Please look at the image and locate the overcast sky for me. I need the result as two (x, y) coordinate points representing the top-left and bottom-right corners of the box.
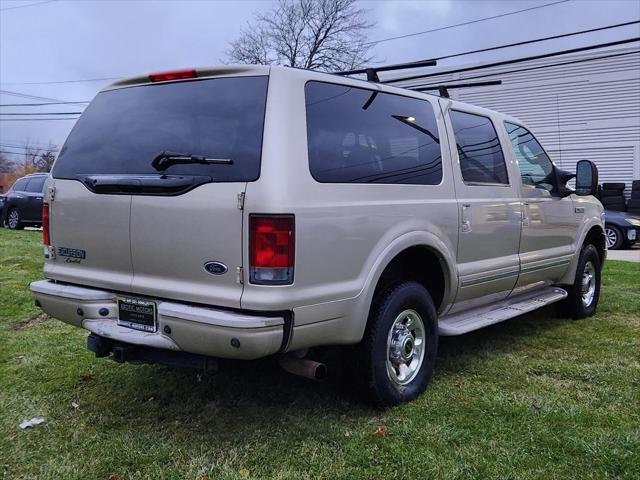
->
(1, 0), (639, 155)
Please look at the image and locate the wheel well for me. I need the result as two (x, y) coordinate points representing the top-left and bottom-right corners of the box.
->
(584, 226), (606, 262)
(374, 246), (446, 312)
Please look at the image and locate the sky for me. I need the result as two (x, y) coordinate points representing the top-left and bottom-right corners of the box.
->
(1, 0), (639, 157)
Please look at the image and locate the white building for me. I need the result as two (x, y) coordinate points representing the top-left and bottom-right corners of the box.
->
(396, 45), (640, 196)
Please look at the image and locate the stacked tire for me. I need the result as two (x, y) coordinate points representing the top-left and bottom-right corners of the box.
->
(629, 180), (640, 215)
(600, 183), (627, 212)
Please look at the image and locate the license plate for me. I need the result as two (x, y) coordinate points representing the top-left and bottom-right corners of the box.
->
(117, 297), (157, 332)
(628, 229), (637, 241)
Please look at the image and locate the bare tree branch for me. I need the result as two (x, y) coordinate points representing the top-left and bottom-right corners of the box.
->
(226, 0), (374, 71)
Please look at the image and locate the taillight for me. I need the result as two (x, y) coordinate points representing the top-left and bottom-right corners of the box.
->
(42, 203), (50, 246)
(249, 215), (295, 285)
(148, 69), (197, 83)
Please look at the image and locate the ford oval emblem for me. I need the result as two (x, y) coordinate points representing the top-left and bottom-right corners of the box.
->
(204, 261), (228, 275)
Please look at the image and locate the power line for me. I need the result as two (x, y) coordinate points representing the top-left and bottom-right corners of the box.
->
(366, 0), (571, 45)
(0, 101), (89, 106)
(0, 0), (56, 11)
(0, 141), (59, 149)
(388, 36), (640, 84)
(0, 117), (79, 121)
(411, 50), (639, 89)
(0, 143), (60, 153)
(432, 20), (640, 63)
(0, 89), (85, 104)
(0, 150), (53, 157)
(0, 111), (83, 115)
(0, 76), (120, 86)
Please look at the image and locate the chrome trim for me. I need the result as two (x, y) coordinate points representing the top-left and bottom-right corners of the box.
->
(520, 259), (571, 274)
(30, 279), (115, 301)
(460, 269), (519, 287)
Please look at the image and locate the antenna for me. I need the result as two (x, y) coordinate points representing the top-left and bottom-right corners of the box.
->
(410, 80), (503, 98)
(335, 59), (437, 82)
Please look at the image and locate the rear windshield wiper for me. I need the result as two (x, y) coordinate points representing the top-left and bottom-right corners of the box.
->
(152, 151), (233, 171)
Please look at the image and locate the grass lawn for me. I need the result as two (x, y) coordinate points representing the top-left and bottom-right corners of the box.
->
(0, 228), (638, 480)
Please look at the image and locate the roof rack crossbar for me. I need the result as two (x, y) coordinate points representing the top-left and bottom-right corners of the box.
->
(411, 80), (503, 98)
(335, 59), (437, 82)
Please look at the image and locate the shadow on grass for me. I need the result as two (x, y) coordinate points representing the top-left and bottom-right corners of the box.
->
(68, 304), (572, 440)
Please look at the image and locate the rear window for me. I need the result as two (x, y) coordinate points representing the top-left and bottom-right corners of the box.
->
(11, 178), (28, 191)
(25, 176), (46, 192)
(53, 76), (268, 181)
(305, 82), (442, 185)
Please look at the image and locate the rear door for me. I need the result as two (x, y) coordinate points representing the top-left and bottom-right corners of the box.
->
(442, 103), (523, 313)
(24, 175), (45, 222)
(49, 74), (269, 308)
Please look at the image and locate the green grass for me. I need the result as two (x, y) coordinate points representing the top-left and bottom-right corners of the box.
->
(0, 228), (638, 480)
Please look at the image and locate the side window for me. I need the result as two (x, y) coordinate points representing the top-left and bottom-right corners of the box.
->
(25, 176), (46, 193)
(505, 122), (555, 192)
(305, 82), (442, 185)
(11, 178), (28, 192)
(450, 110), (509, 185)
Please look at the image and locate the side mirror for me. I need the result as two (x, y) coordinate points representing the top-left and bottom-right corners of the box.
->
(575, 160), (599, 196)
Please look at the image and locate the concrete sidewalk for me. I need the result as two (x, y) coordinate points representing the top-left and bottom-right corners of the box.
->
(607, 246), (640, 262)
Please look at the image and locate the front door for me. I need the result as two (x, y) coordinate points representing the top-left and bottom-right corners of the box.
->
(441, 102), (522, 313)
(503, 122), (577, 290)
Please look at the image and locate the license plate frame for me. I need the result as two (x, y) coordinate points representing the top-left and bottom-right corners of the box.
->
(117, 297), (157, 332)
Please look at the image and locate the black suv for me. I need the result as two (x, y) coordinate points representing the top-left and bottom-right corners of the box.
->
(1, 173), (48, 229)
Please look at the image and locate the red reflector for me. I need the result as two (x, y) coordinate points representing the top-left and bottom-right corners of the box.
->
(42, 203), (50, 246)
(148, 69), (197, 83)
(249, 215), (295, 285)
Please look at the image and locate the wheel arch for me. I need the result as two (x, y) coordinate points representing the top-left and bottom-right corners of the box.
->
(349, 231), (457, 343)
(558, 221), (606, 285)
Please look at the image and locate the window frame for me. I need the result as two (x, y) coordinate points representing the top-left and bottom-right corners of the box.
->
(304, 80), (444, 186)
(450, 108), (511, 188)
(503, 121), (559, 194)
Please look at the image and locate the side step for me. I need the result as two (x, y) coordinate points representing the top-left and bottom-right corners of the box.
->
(438, 286), (568, 336)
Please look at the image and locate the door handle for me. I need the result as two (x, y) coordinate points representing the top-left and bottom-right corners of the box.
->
(461, 204), (472, 233)
(522, 202), (530, 227)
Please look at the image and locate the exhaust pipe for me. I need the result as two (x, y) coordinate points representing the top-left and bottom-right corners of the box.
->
(279, 355), (327, 381)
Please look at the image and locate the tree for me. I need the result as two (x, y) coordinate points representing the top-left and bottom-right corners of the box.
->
(35, 150), (56, 172)
(227, 0), (374, 72)
(0, 154), (16, 175)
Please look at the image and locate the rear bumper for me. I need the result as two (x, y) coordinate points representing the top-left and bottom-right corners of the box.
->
(30, 279), (285, 360)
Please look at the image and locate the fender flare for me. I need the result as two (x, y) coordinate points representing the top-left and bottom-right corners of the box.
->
(558, 218), (605, 285)
(349, 230), (457, 341)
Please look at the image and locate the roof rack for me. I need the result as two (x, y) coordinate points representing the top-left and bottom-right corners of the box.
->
(334, 60), (502, 97)
(409, 80), (503, 98)
(334, 59), (437, 82)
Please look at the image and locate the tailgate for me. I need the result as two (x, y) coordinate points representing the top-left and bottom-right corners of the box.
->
(45, 179), (133, 292)
(130, 183), (245, 306)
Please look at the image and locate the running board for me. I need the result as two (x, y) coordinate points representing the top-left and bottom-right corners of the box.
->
(438, 287), (568, 336)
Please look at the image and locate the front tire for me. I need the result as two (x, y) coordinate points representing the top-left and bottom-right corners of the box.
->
(605, 225), (623, 250)
(346, 281), (438, 406)
(7, 208), (24, 230)
(559, 244), (601, 319)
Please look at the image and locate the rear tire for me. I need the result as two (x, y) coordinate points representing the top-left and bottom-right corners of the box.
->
(345, 281), (438, 406)
(559, 244), (601, 319)
(7, 208), (24, 230)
